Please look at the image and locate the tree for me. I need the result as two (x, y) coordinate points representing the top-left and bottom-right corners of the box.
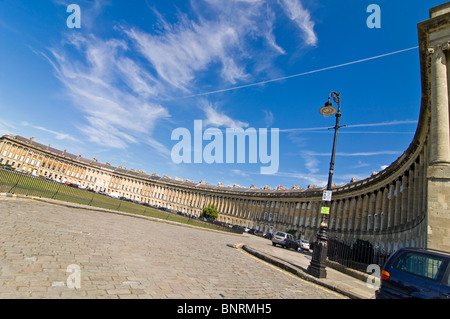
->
(202, 204), (218, 220)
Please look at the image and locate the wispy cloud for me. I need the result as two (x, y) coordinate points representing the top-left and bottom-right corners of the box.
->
(39, 0), (318, 157)
(231, 169), (249, 177)
(0, 119), (17, 136)
(124, 21), (246, 91)
(40, 34), (170, 151)
(279, 0), (318, 46)
(301, 150), (320, 174)
(297, 149), (401, 187)
(126, 0), (317, 93)
(201, 101), (249, 129)
(21, 122), (82, 143)
(263, 110), (274, 127)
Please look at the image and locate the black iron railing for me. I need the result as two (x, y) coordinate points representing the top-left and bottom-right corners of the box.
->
(0, 167), (237, 233)
(327, 237), (392, 272)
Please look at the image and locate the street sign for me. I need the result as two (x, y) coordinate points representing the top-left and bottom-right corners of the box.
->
(322, 190), (332, 201)
(321, 207), (330, 215)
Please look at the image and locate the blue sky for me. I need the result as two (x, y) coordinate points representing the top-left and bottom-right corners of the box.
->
(0, 0), (442, 189)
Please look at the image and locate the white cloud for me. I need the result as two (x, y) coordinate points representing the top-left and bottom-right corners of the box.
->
(353, 160), (370, 169)
(0, 119), (17, 136)
(263, 110), (274, 127)
(201, 101), (249, 129)
(125, 20), (245, 91)
(40, 0), (318, 157)
(22, 122), (82, 144)
(42, 34), (170, 152)
(125, 0), (317, 92)
(301, 150), (320, 174)
(279, 0), (318, 46)
(231, 169), (249, 177)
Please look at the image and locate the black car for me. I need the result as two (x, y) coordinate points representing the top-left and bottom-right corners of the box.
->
(376, 247), (450, 299)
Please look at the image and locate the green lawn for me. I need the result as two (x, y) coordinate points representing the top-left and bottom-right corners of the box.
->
(0, 169), (234, 233)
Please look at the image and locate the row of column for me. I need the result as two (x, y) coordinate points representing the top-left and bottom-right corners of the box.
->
(213, 151), (427, 237)
(0, 140), (86, 181)
(0, 135), (431, 238)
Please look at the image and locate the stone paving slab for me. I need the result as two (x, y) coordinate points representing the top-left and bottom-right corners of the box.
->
(0, 197), (349, 299)
(238, 243), (376, 299)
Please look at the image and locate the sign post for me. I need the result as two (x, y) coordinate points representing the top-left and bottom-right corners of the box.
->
(322, 190), (332, 202)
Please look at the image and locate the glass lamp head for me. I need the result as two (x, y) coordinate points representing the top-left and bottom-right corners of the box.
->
(319, 100), (337, 118)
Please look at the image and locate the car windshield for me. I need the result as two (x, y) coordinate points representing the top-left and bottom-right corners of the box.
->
(274, 232), (285, 237)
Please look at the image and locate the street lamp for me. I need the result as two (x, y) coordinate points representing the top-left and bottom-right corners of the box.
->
(307, 91), (345, 279)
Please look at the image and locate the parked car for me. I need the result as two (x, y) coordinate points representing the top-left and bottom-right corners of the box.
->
(66, 182), (78, 188)
(263, 232), (273, 240)
(298, 240), (310, 251)
(376, 247), (450, 299)
(271, 231), (298, 250)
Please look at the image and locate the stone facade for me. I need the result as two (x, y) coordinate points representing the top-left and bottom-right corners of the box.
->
(0, 3), (449, 253)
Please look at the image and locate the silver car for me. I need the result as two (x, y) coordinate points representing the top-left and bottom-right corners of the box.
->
(271, 231), (298, 250)
(298, 239), (310, 251)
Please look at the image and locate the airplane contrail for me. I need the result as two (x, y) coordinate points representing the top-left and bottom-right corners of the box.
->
(185, 46), (419, 98)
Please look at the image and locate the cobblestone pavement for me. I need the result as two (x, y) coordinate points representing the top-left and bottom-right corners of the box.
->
(0, 197), (346, 299)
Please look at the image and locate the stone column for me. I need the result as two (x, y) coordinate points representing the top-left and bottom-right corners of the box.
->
(375, 190), (382, 230)
(401, 173), (409, 225)
(426, 20), (450, 251)
(347, 198), (355, 231)
(342, 199), (349, 231)
(354, 196), (363, 232)
(381, 187), (388, 231)
(429, 44), (450, 165)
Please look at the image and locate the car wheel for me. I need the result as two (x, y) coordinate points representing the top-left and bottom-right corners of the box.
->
(272, 242), (276, 246)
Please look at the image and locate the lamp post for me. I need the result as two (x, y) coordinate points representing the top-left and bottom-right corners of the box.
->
(307, 91), (345, 279)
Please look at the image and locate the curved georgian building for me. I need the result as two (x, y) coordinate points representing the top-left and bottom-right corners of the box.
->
(1, 3), (449, 253)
